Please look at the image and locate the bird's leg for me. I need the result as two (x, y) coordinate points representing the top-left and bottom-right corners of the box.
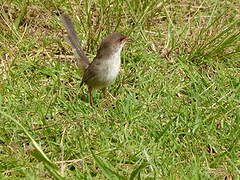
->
(102, 88), (116, 100)
(88, 87), (94, 106)
(102, 87), (108, 97)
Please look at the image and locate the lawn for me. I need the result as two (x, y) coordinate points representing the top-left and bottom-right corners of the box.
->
(0, 0), (239, 179)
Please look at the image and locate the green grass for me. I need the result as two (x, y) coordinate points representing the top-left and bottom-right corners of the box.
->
(0, 0), (240, 179)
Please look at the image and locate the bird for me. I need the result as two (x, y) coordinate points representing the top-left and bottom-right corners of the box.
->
(60, 13), (132, 105)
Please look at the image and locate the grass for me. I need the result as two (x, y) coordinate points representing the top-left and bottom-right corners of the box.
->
(0, 0), (240, 179)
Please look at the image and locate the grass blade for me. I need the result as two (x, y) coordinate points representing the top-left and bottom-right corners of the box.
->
(129, 162), (148, 180)
(91, 150), (126, 180)
(0, 110), (64, 179)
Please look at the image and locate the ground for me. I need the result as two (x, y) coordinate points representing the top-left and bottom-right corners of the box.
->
(0, 0), (239, 179)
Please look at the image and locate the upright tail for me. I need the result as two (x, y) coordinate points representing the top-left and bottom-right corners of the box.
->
(60, 13), (89, 70)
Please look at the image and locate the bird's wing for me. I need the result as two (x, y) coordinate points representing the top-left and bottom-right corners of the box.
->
(80, 64), (97, 87)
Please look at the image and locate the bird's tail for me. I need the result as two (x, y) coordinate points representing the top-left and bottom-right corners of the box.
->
(60, 13), (89, 70)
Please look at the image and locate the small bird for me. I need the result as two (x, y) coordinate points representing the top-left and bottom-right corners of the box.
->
(60, 13), (132, 105)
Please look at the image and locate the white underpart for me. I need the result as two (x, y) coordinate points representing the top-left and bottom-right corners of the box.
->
(97, 46), (123, 87)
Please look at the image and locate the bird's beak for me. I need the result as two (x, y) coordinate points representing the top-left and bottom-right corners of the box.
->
(124, 37), (133, 42)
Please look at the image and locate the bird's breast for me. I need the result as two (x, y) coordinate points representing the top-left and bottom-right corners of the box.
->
(95, 54), (121, 87)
